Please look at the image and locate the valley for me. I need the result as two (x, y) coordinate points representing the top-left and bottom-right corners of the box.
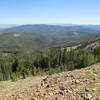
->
(0, 24), (100, 100)
(0, 0), (100, 100)
(0, 24), (100, 49)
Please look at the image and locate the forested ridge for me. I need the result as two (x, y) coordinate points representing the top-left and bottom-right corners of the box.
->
(0, 45), (100, 81)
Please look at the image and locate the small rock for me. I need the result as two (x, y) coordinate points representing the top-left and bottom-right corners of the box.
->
(75, 79), (80, 84)
(49, 92), (53, 96)
(66, 89), (72, 93)
(59, 86), (65, 91)
(92, 88), (96, 92)
(32, 97), (39, 100)
(46, 85), (50, 88)
(59, 91), (64, 95)
(93, 77), (97, 80)
(51, 84), (55, 87)
(85, 88), (90, 92)
(55, 97), (58, 100)
(90, 72), (93, 74)
(82, 93), (92, 100)
(87, 94), (92, 99)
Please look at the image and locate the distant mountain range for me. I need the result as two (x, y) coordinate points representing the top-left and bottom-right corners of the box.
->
(83, 25), (100, 31)
(0, 24), (100, 49)
(1, 24), (100, 35)
(0, 24), (18, 32)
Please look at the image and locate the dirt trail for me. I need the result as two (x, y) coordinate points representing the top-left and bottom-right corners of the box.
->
(0, 64), (100, 100)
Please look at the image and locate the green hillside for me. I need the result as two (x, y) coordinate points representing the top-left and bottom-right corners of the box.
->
(0, 32), (49, 49)
(0, 32), (98, 50)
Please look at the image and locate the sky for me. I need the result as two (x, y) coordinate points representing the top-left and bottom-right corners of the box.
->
(0, 0), (100, 25)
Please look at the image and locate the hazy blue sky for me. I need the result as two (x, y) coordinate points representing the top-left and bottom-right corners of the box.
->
(0, 0), (100, 24)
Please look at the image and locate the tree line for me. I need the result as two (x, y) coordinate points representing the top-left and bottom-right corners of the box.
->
(0, 46), (100, 81)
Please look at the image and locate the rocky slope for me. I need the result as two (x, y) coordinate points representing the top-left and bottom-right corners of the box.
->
(0, 63), (100, 100)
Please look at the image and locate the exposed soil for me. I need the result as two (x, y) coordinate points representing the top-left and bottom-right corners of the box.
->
(0, 63), (100, 100)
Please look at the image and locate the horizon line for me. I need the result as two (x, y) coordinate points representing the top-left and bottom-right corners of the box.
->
(0, 23), (100, 26)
